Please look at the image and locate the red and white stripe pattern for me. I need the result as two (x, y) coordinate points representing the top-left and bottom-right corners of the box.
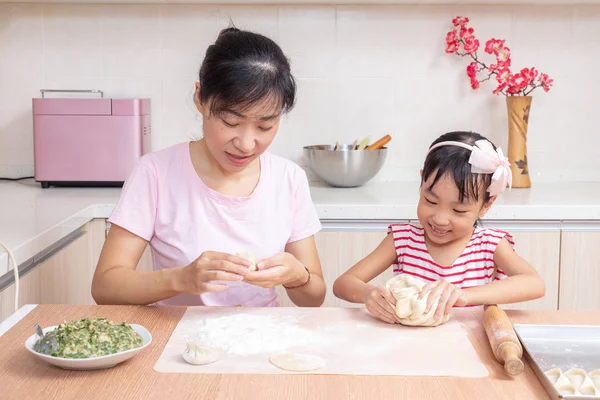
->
(389, 223), (513, 289)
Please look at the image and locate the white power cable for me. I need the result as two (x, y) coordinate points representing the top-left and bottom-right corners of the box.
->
(0, 240), (19, 313)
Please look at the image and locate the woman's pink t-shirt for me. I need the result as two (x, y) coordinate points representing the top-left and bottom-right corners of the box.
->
(108, 142), (321, 307)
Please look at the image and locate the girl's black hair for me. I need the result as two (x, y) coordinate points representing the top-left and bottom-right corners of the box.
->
(198, 26), (296, 117)
(421, 131), (496, 204)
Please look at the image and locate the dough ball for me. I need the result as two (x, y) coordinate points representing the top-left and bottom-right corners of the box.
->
(269, 352), (326, 372)
(236, 252), (260, 271)
(182, 341), (222, 365)
(385, 274), (450, 327)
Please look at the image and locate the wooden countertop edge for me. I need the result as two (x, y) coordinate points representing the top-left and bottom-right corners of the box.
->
(2, 305), (595, 399)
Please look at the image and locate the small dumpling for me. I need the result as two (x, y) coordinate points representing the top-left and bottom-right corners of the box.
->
(545, 368), (570, 387)
(236, 252), (260, 271)
(564, 368), (588, 389)
(182, 341), (222, 365)
(556, 383), (576, 396)
(578, 383), (598, 396)
(588, 369), (600, 390)
(545, 368), (562, 385)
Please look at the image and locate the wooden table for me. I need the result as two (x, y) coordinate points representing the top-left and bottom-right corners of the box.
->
(2, 305), (594, 400)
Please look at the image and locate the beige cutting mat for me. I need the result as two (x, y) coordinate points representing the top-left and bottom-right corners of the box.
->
(153, 306), (489, 376)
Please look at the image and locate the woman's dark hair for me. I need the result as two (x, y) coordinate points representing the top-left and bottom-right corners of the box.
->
(421, 131), (496, 204)
(198, 26), (296, 117)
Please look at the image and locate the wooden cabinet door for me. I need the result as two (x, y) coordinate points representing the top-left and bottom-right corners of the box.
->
(276, 221), (403, 307)
(480, 222), (560, 311)
(0, 219), (106, 321)
(559, 228), (600, 310)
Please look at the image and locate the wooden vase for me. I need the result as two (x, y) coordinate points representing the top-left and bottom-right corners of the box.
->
(506, 96), (532, 188)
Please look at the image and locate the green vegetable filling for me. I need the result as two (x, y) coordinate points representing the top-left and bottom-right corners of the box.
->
(33, 316), (142, 358)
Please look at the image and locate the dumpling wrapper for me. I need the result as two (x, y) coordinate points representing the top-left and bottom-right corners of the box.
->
(269, 352), (326, 372)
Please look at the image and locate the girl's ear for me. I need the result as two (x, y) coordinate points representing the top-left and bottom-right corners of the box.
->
(479, 195), (497, 218)
(194, 82), (205, 115)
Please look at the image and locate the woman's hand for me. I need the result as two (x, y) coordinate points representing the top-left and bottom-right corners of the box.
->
(419, 280), (469, 319)
(243, 252), (308, 289)
(180, 251), (252, 294)
(362, 286), (399, 324)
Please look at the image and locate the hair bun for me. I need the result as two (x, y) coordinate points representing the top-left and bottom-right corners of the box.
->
(218, 27), (240, 37)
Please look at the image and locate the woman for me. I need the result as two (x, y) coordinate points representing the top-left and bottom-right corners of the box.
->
(92, 27), (326, 308)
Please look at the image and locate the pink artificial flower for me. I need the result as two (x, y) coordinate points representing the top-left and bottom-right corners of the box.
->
(493, 81), (507, 95)
(496, 68), (511, 84)
(460, 27), (475, 39)
(496, 47), (511, 63)
(463, 36), (480, 54)
(452, 16), (469, 27)
(485, 38), (505, 55)
(446, 30), (458, 44)
(540, 73), (554, 92)
(520, 67), (538, 86)
(466, 61), (478, 78)
(445, 41), (459, 53)
(507, 73), (528, 94)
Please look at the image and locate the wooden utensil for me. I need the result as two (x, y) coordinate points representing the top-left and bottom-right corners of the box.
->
(366, 134), (392, 150)
(483, 305), (524, 377)
(352, 140), (358, 150)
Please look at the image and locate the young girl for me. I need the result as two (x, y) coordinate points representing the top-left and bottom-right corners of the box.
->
(333, 131), (545, 324)
(92, 27), (326, 308)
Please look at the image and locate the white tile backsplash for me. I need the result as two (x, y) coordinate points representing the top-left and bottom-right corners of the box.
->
(43, 5), (105, 80)
(0, 3), (596, 182)
(278, 7), (336, 79)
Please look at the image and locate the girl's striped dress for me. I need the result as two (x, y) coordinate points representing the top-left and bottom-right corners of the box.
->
(388, 223), (513, 288)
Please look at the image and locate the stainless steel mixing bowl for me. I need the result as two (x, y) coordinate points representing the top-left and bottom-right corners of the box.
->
(303, 144), (387, 188)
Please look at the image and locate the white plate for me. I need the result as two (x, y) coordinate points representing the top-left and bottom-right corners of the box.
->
(24, 324), (152, 370)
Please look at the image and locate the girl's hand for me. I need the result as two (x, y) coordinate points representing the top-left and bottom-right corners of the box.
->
(243, 252), (308, 289)
(362, 286), (400, 324)
(419, 280), (469, 320)
(180, 251), (251, 294)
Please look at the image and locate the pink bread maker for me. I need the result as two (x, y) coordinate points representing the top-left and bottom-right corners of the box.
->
(32, 89), (151, 188)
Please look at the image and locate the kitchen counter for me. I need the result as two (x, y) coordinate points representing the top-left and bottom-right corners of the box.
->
(1, 304), (595, 399)
(3, 179), (600, 278)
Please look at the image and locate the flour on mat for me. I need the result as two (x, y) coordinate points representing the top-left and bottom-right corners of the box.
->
(186, 314), (330, 356)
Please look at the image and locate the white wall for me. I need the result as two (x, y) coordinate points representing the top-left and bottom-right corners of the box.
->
(0, 4), (597, 182)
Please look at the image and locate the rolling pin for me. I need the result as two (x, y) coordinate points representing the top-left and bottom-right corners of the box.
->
(366, 134), (391, 150)
(483, 305), (524, 377)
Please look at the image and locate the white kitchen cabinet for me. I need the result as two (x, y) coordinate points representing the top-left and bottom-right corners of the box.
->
(558, 227), (600, 310)
(0, 219), (106, 321)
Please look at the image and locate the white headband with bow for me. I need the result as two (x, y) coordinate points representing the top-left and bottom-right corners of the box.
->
(427, 139), (512, 196)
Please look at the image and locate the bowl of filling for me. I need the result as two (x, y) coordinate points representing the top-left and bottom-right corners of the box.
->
(25, 316), (152, 370)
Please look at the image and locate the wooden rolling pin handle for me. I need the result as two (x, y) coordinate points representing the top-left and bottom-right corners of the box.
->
(497, 342), (525, 376)
(366, 134), (391, 150)
(483, 305), (524, 377)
